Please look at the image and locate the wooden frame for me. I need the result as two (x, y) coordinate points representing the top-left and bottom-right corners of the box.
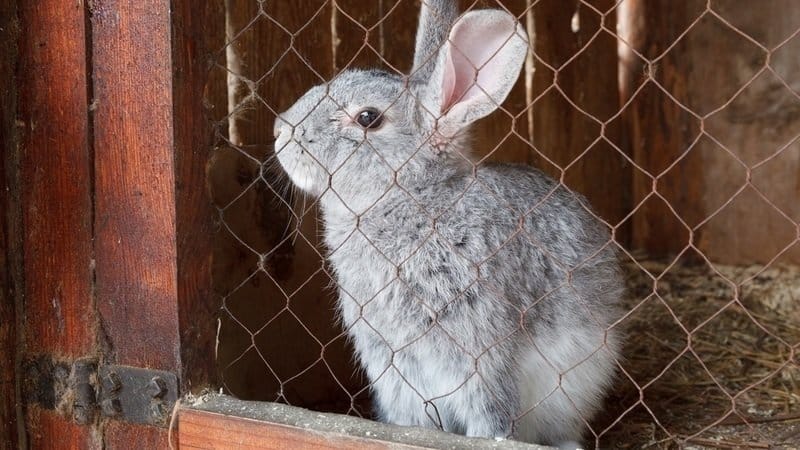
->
(5, 0), (224, 447)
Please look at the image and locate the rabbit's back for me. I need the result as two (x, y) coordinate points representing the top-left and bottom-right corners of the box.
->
(324, 162), (621, 347)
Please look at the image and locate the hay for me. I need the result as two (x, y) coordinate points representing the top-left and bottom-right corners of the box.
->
(598, 254), (800, 449)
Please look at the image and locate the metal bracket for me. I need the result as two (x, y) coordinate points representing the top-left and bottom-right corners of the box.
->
(97, 365), (178, 426)
(23, 357), (178, 427)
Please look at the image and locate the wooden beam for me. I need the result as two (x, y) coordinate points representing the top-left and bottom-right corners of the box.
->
(17, 0), (96, 446)
(18, 0), (95, 360)
(91, 0), (181, 372)
(25, 407), (98, 450)
(171, 0), (226, 393)
(621, 1), (800, 264)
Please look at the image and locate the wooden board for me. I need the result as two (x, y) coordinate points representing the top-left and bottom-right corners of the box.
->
(17, 0), (95, 359)
(91, 0), (182, 371)
(178, 396), (550, 450)
(171, 0), (227, 392)
(179, 409), (405, 450)
(104, 421), (169, 450)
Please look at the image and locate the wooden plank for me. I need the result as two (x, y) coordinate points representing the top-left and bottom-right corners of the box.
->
(684, 1), (800, 264)
(179, 409), (404, 450)
(26, 407), (98, 450)
(171, 0), (227, 392)
(178, 396), (549, 450)
(17, 0), (95, 359)
(91, 0), (181, 371)
(0, 0), (19, 445)
(531, 0), (629, 231)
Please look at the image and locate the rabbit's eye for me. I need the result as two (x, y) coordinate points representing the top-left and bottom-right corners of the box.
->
(356, 108), (383, 130)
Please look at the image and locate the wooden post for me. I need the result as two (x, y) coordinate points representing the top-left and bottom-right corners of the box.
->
(90, 0), (224, 444)
(17, 1), (97, 448)
(0, 0), (19, 446)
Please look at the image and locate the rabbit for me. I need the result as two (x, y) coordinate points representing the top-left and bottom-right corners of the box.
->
(272, 1), (623, 448)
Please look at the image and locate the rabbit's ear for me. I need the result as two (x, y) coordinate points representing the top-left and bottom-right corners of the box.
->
(412, 0), (459, 82)
(423, 10), (528, 133)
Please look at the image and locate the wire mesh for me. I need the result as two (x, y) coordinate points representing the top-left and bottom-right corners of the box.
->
(208, 0), (800, 448)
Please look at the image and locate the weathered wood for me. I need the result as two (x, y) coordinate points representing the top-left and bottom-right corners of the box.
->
(531, 0), (629, 232)
(171, 0), (227, 392)
(622, 0), (800, 264)
(178, 396), (549, 450)
(104, 421), (169, 450)
(179, 409), (406, 450)
(26, 407), (97, 450)
(0, 0), (19, 446)
(91, 0), (181, 371)
(18, 0), (95, 360)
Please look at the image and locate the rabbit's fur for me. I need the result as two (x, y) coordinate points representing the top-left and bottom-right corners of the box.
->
(273, 1), (623, 447)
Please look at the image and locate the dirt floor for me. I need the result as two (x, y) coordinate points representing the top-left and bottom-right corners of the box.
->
(598, 255), (800, 449)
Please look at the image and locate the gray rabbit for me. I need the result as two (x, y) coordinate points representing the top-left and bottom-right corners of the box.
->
(273, 1), (623, 448)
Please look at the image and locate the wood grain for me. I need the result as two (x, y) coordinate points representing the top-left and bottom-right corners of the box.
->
(104, 421), (169, 450)
(622, 0), (704, 259)
(171, 0), (226, 393)
(17, 0), (95, 358)
(91, 0), (181, 371)
(179, 408), (421, 450)
(26, 407), (98, 450)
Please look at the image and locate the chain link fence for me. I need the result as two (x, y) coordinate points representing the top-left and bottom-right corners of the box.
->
(207, 0), (800, 447)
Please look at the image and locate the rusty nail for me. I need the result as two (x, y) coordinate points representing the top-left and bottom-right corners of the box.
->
(146, 376), (167, 399)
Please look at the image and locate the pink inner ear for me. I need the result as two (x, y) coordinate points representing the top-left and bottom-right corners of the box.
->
(442, 48), (457, 113)
(440, 16), (515, 113)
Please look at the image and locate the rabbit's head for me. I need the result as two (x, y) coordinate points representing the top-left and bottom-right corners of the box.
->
(274, 2), (528, 212)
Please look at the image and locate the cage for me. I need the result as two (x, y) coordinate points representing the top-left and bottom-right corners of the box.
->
(209, 0), (800, 448)
(2, 0), (799, 449)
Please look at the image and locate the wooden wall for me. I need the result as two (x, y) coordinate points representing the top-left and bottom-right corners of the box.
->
(622, 0), (800, 265)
